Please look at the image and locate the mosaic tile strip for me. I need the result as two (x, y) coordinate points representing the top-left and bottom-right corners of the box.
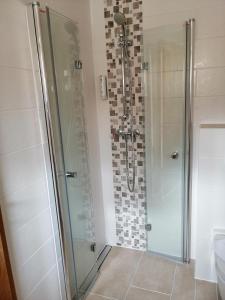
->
(104, 0), (146, 250)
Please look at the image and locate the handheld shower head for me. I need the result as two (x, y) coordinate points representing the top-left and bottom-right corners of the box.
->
(114, 12), (126, 26)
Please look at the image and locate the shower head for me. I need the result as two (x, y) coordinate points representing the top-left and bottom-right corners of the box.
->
(114, 12), (126, 26)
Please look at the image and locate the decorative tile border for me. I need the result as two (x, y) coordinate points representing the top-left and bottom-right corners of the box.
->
(104, 0), (146, 250)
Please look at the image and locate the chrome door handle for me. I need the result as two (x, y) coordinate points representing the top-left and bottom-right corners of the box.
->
(65, 171), (77, 178)
(171, 151), (179, 159)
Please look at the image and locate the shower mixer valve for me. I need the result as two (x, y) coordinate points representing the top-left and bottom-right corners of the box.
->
(118, 34), (132, 48)
(117, 129), (140, 141)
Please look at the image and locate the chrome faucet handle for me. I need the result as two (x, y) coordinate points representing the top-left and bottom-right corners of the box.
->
(117, 129), (132, 139)
(133, 129), (140, 136)
(131, 129), (140, 142)
(117, 129), (124, 136)
(117, 129), (126, 139)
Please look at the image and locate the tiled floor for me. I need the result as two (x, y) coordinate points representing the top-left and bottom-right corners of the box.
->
(86, 247), (219, 300)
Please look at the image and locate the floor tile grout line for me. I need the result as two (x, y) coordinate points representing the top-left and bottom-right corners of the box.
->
(130, 284), (171, 297)
(89, 292), (118, 300)
(194, 276), (197, 300)
(123, 251), (144, 300)
(170, 264), (178, 300)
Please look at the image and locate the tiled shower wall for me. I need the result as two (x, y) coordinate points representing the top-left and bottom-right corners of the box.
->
(104, 0), (146, 249)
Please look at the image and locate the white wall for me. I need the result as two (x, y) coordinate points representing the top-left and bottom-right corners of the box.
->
(0, 0), (104, 299)
(0, 1), (62, 299)
(89, 0), (117, 246)
(196, 126), (225, 281)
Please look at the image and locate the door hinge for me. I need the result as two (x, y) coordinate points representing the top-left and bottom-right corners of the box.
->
(90, 242), (96, 252)
(145, 224), (152, 231)
(142, 62), (149, 71)
(74, 60), (82, 70)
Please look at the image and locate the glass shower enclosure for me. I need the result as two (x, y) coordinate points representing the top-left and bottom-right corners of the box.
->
(143, 20), (194, 262)
(31, 3), (110, 299)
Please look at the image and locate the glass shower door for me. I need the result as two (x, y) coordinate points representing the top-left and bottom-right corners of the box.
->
(144, 24), (187, 260)
(38, 7), (97, 297)
(47, 9), (97, 289)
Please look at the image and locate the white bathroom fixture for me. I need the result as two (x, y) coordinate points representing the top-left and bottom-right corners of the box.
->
(215, 234), (225, 300)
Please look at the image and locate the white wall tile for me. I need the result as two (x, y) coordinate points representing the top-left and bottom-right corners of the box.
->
(144, 13), (190, 33)
(196, 127), (225, 281)
(198, 157), (225, 191)
(194, 4), (225, 39)
(0, 67), (36, 111)
(197, 152), (225, 282)
(199, 128), (225, 158)
(0, 0), (32, 69)
(195, 37), (225, 69)
(11, 208), (53, 267)
(27, 265), (61, 300)
(198, 187), (225, 234)
(1, 177), (49, 232)
(0, 109), (41, 155)
(18, 237), (57, 299)
(195, 236), (216, 281)
(194, 96), (225, 124)
(144, 4), (225, 40)
(195, 68), (225, 97)
(0, 146), (46, 199)
(143, 0), (225, 17)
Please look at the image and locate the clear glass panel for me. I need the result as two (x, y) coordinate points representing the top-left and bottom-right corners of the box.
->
(39, 11), (77, 297)
(40, 8), (97, 294)
(143, 24), (186, 259)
